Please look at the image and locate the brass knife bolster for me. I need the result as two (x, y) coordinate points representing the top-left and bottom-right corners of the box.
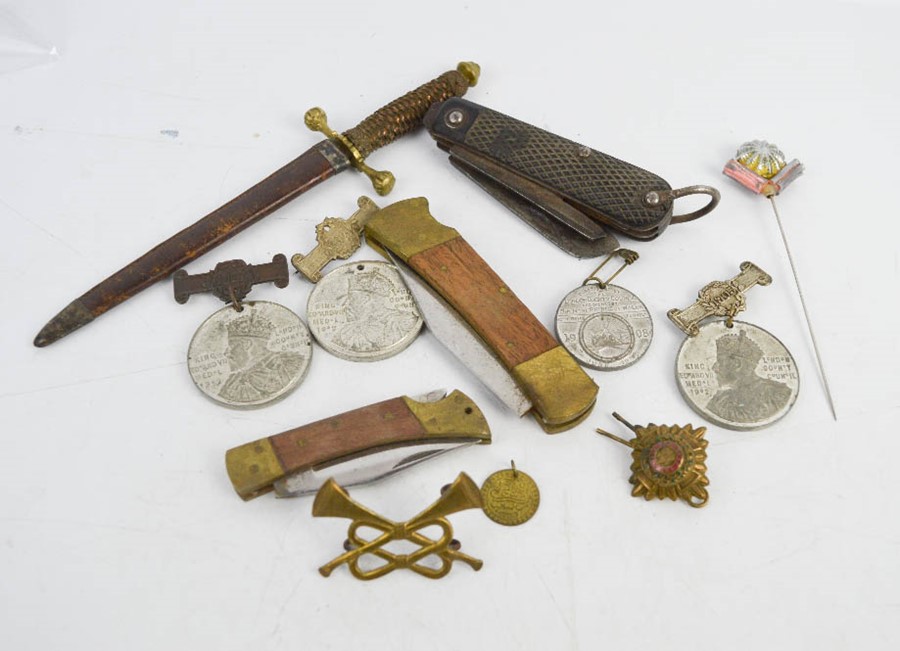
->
(365, 198), (598, 432)
(225, 390), (490, 500)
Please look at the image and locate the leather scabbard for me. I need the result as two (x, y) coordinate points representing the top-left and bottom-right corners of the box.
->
(365, 197), (598, 432)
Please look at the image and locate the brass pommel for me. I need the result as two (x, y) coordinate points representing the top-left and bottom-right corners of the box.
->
(304, 106), (329, 132)
(304, 107), (396, 196)
(457, 61), (480, 87)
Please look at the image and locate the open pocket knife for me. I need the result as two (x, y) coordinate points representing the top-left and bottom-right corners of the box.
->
(365, 197), (598, 433)
(425, 98), (719, 258)
(225, 389), (490, 500)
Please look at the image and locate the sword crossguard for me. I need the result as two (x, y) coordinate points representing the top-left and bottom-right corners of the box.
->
(305, 107), (395, 195)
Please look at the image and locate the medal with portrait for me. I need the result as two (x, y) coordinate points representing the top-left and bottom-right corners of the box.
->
(174, 255), (313, 409)
(306, 260), (422, 362)
(668, 262), (799, 430)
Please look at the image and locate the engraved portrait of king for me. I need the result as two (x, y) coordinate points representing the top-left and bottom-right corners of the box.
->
(706, 329), (792, 424)
(218, 311), (306, 403)
(336, 270), (419, 352)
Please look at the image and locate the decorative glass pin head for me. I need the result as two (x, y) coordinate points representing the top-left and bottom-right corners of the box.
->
(723, 140), (803, 198)
(722, 140), (837, 421)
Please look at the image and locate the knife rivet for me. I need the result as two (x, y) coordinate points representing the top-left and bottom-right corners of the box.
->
(578, 146), (591, 158)
(498, 286), (508, 294)
(446, 109), (466, 128)
(645, 191), (661, 205)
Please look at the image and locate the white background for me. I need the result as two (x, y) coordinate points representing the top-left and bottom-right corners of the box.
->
(2, 1), (898, 649)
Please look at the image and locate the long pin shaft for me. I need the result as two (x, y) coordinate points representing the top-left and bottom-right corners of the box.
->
(768, 196), (837, 420)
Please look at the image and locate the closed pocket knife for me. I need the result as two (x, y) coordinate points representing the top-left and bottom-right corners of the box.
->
(365, 197), (598, 433)
(225, 389), (490, 500)
(425, 98), (719, 257)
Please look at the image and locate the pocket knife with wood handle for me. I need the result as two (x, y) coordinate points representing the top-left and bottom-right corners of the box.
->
(226, 389), (489, 501)
(365, 198), (598, 433)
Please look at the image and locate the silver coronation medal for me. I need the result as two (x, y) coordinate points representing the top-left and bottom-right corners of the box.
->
(174, 255), (312, 409)
(188, 301), (312, 409)
(668, 261), (799, 431)
(306, 260), (423, 362)
(555, 249), (652, 371)
(675, 320), (798, 430)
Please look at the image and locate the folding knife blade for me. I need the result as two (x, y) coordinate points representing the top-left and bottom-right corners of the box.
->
(410, 388), (450, 403)
(448, 146), (620, 258)
(386, 251), (532, 416)
(274, 441), (477, 497)
(225, 389), (491, 501)
(365, 198), (598, 433)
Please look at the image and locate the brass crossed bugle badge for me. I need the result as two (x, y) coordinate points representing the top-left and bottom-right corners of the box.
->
(313, 473), (484, 580)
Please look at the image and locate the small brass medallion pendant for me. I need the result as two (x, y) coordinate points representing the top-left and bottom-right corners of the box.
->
(555, 249), (652, 371)
(480, 461), (540, 526)
(668, 262), (799, 430)
(596, 413), (710, 508)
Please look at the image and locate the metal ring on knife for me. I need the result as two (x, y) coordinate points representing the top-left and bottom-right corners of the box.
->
(645, 185), (721, 224)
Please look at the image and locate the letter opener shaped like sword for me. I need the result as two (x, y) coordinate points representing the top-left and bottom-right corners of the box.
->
(33, 62), (481, 347)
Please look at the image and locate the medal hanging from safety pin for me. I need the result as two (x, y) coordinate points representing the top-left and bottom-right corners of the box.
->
(668, 261), (799, 431)
(555, 249), (652, 371)
(173, 254), (312, 409)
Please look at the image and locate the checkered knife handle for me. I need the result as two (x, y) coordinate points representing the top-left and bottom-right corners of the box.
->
(426, 98), (674, 237)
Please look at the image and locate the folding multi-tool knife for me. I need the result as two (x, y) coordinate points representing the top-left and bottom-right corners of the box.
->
(225, 389), (490, 500)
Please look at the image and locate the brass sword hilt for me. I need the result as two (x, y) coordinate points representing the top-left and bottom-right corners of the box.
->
(305, 61), (480, 195)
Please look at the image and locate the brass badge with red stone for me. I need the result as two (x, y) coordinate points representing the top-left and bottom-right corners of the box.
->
(595, 412), (710, 508)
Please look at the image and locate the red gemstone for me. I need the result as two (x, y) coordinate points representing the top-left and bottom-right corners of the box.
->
(648, 440), (684, 475)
